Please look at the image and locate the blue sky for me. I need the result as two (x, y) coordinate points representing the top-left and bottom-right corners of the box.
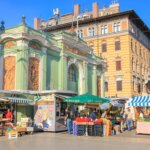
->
(0, 0), (150, 28)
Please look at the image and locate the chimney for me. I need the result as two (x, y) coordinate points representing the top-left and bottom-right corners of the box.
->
(92, 2), (99, 18)
(74, 4), (80, 16)
(34, 18), (41, 30)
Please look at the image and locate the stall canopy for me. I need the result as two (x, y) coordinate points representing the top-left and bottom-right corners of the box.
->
(7, 97), (33, 104)
(100, 100), (124, 110)
(64, 93), (110, 104)
(128, 96), (150, 107)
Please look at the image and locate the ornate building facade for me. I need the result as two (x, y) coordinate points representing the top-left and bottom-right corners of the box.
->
(35, 2), (150, 98)
(0, 20), (105, 96)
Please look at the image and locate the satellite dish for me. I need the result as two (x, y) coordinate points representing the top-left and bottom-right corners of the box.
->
(53, 8), (59, 16)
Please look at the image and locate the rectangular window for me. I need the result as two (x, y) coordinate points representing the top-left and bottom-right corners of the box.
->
(105, 82), (108, 92)
(102, 43), (107, 52)
(116, 60), (121, 71)
(116, 80), (122, 91)
(115, 41), (121, 51)
(114, 22), (121, 32)
(101, 25), (108, 35)
(88, 27), (95, 37)
(78, 29), (83, 38)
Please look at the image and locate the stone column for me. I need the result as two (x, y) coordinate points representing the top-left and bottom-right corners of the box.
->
(58, 52), (68, 90)
(16, 40), (29, 90)
(92, 65), (97, 95)
(41, 47), (47, 90)
(83, 61), (88, 93)
(0, 44), (3, 90)
(101, 71), (105, 97)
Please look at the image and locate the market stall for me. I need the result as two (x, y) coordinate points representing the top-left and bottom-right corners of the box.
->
(34, 91), (76, 132)
(64, 93), (110, 136)
(0, 98), (10, 136)
(128, 95), (150, 134)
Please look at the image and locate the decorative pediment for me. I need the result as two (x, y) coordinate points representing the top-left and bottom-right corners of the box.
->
(64, 44), (87, 56)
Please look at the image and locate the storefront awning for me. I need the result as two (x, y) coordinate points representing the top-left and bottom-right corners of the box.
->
(7, 97), (33, 104)
(128, 96), (150, 107)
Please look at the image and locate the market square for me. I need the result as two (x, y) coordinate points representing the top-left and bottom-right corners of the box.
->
(0, 0), (150, 149)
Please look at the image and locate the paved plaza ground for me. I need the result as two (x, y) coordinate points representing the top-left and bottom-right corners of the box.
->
(0, 130), (150, 150)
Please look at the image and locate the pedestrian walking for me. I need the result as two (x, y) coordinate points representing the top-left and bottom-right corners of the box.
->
(64, 109), (72, 134)
(125, 107), (133, 131)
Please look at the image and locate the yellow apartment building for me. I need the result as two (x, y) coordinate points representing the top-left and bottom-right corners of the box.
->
(34, 2), (150, 98)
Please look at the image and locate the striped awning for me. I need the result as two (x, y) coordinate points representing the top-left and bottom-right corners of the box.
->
(128, 96), (150, 107)
(110, 100), (124, 108)
(7, 97), (33, 104)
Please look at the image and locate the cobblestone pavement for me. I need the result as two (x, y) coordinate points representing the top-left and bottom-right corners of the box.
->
(0, 130), (150, 150)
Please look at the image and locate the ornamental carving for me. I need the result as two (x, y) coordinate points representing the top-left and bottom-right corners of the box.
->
(28, 58), (39, 90)
(3, 56), (16, 90)
(64, 45), (87, 56)
(4, 41), (16, 49)
(29, 41), (41, 50)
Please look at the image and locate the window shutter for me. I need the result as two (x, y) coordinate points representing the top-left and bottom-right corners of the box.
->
(102, 43), (107, 52)
(117, 81), (122, 91)
(116, 60), (121, 71)
(115, 41), (120, 51)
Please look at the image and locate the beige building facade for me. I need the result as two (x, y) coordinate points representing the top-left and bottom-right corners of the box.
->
(34, 2), (150, 98)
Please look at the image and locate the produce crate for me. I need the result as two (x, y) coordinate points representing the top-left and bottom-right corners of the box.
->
(8, 132), (18, 139)
(94, 124), (103, 136)
(73, 122), (85, 136)
(88, 125), (94, 136)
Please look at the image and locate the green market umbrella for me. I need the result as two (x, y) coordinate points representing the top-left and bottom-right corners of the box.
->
(64, 93), (110, 104)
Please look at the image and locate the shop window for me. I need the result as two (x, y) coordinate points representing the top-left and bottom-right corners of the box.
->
(116, 60), (121, 71)
(116, 80), (122, 91)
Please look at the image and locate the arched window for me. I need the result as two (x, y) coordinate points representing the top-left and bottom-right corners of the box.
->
(68, 65), (77, 82)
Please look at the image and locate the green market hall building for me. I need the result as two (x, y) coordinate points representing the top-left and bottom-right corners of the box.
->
(0, 19), (105, 124)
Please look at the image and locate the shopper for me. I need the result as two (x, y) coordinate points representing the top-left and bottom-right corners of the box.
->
(126, 107), (133, 131)
(66, 112), (72, 134)
(89, 109), (96, 120)
(5, 109), (13, 121)
(75, 107), (79, 118)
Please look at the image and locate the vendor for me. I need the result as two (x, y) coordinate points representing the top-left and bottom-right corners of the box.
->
(5, 109), (13, 121)
(89, 109), (96, 120)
